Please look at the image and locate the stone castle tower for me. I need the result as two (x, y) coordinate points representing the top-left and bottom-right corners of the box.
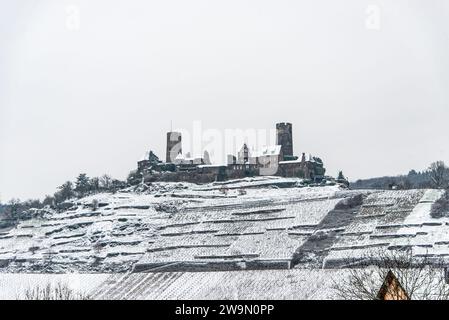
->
(276, 122), (293, 160)
(166, 131), (182, 163)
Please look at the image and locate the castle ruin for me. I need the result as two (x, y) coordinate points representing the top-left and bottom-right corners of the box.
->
(135, 122), (326, 184)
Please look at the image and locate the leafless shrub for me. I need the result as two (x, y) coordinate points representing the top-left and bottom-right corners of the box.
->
(238, 189), (247, 196)
(219, 186), (229, 195)
(334, 194), (364, 210)
(431, 190), (449, 218)
(429, 161), (449, 189)
(29, 246), (39, 255)
(93, 241), (104, 254)
(154, 202), (179, 213)
(91, 199), (99, 211)
(332, 248), (449, 300)
(23, 282), (90, 300)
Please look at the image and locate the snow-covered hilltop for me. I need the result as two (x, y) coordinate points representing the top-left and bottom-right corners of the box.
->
(0, 176), (447, 275)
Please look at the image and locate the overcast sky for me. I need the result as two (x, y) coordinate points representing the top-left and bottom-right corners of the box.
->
(1, 0), (449, 201)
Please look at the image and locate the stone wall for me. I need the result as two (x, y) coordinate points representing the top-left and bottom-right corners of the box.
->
(144, 171), (218, 184)
(140, 159), (324, 184)
(278, 162), (306, 178)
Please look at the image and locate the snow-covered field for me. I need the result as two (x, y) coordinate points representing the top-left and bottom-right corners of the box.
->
(0, 273), (108, 299)
(0, 269), (347, 300)
(90, 269), (346, 300)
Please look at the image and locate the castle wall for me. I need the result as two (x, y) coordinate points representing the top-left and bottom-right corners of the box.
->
(137, 123), (326, 185)
(145, 171), (217, 184)
(278, 161), (307, 179)
(226, 164), (259, 180)
(140, 160), (323, 184)
(137, 160), (150, 171)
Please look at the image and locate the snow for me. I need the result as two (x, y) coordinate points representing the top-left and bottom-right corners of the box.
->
(0, 273), (108, 299)
(0, 177), (448, 278)
(89, 269), (354, 300)
(135, 186), (342, 271)
(401, 189), (445, 225)
(1, 266), (446, 300)
(279, 154), (317, 164)
(250, 145), (282, 157)
(279, 159), (302, 164)
(0, 179), (344, 273)
(197, 164), (226, 168)
(324, 189), (447, 266)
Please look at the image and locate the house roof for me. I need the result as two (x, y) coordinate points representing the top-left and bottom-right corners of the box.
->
(377, 270), (410, 300)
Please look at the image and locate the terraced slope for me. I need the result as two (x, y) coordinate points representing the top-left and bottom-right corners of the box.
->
(324, 189), (442, 267)
(134, 188), (345, 272)
(0, 176), (446, 274)
(0, 177), (348, 272)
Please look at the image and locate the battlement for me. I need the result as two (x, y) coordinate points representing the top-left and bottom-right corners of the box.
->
(276, 122), (292, 129)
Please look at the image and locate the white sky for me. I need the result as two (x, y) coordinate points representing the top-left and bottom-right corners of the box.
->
(1, 0), (449, 201)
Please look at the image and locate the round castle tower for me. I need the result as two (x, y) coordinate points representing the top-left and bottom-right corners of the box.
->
(166, 131), (182, 163)
(276, 122), (293, 160)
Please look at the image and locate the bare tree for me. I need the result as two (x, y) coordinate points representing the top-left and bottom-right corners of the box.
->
(5, 198), (22, 219)
(91, 199), (99, 211)
(219, 186), (229, 195)
(90, 177), (100, 193)
(54, 181), (75, 204)
(332, 249), (449, 300)
(99, 174), (113, 190)
(23, 282), (90, 300)
(428, 161), (449, 189)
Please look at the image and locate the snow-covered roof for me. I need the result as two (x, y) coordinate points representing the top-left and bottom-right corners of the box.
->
(251, 145), (282, 157)
(175, 152), (208, 162)
(197, 164), (226, 169)
(175, 153), (185, 161)
(279, 153), (316, 164)
(279, 160), (301, 164)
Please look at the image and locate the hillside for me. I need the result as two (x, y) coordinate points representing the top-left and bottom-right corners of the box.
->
(350, 170), (433, 190)
(0, 176), (448, 275)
